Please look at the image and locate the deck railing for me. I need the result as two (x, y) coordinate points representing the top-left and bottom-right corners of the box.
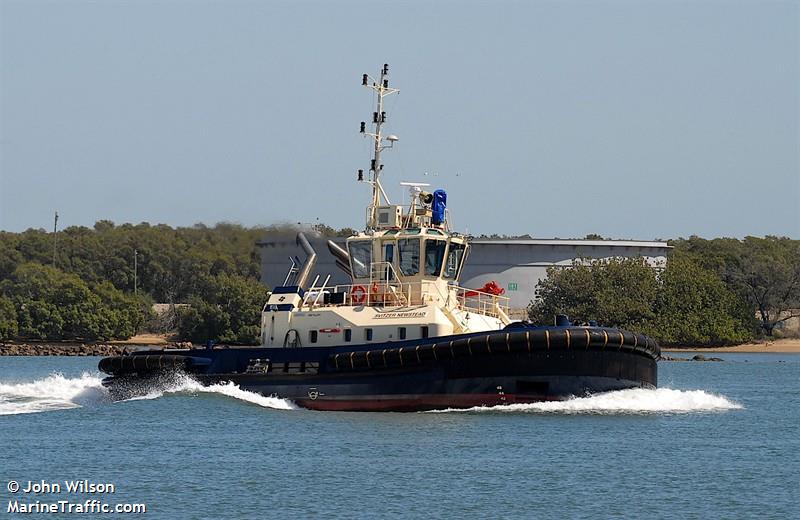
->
(300, 276), (510, 320)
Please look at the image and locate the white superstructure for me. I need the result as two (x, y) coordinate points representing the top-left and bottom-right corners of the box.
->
(260, 64), (511, 348)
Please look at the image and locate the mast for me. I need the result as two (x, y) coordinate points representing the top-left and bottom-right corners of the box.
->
(52, 211), (58, 267)
(359, 63), (399, 231)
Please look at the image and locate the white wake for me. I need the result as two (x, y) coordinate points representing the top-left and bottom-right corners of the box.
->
(0, 372), (295, 415)
(0, 372), (107, 415)
(125, 374), (296, 410)
(1, 374), (738, 416)
(428, 388), (742, 414)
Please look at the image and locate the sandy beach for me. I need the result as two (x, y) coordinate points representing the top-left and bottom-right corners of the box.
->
(664, 339), (800, 353)
(109, 333), (172, 345)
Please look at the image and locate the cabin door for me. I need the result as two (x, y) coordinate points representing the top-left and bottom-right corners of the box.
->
(383, 243), (395, 281)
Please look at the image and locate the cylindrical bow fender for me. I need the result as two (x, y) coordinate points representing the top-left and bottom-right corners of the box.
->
(327, 327), (660, 373)
(98, 355), (211, 376)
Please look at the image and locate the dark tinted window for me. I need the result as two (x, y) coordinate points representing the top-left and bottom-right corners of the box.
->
(398, 327), (406, 340)
(425, 240), (447, 276)
(344, 329), (352, 342)
(309, 330), (318, 343)
(398, 239), (420, 276)
(443, 242), (466, 279)
(365, 328), (373, 341)
(421, 326), (429, 339)
(348, 240), (372, 278)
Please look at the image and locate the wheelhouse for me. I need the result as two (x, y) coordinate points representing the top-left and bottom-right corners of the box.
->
(347, 228), (467, 284)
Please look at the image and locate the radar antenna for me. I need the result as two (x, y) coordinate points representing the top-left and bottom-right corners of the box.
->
(358, 63), (400, 231)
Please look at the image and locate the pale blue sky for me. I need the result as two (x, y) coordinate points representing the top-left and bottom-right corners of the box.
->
(1, 0), (798, 239)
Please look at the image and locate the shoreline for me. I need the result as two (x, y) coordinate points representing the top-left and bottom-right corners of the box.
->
(663, 339), (800, 354)
(0, 334), (190, 356)
(2, 338), (799, 356)
(1, 343), (133, 356)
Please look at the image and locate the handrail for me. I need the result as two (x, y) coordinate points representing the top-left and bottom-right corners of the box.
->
(309, 274), (331, 308)
(368, 262), (409, 306)
(297, 278), (510, 319)
(282, 256), (299, 286)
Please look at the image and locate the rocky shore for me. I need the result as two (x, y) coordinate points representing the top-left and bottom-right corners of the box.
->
(663, 338), (800, 353)
(660, 354), (724, 362)
(1, 343), (132, 356)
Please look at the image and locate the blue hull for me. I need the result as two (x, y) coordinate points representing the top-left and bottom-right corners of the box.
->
(100, 326), (659, 411)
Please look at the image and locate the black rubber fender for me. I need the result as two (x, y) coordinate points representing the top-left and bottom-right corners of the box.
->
(327, 326), (660, 373)
(98, 354), (208, 376)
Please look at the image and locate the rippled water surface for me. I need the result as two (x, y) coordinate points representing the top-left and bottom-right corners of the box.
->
(1, 354), (797, 519)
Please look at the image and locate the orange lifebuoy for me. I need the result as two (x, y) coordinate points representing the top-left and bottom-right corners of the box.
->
(351, 285), (367, 304)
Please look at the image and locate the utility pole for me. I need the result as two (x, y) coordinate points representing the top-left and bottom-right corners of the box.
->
(52, 211), (59, 267)
(134, 249), (138, 296)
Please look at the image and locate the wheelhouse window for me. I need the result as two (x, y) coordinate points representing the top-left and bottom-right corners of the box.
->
(443, 242), (466, 279)
(348, 240), (372, 278)
(425, 239), (447, 276)
(398, 238), (420, 276)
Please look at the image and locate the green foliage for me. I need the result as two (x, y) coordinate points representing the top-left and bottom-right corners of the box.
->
(0, 222), (267, 303)
(178, 298), (232, 345)
(529, 257), (658, 329)
(0, 296), (18, 340)
(0, 220), (367, 343)
(0, 263), (147, 341)
(650, 255), (752, 345)
(529, 255), (756, 346)
(177, 273), (269, 344)
(0, 234), (24, 280)
(92, 281), (153, 341)
(2, 263), (94, 340)
(672, 236), (800, 336)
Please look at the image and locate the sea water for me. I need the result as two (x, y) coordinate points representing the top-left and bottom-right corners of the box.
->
(0, 354), (797, 519)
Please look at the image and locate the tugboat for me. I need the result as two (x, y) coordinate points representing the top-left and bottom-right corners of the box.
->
(99, 64), (659, 411)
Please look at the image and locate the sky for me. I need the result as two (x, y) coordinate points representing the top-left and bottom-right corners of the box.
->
(1, 0), (798, 240)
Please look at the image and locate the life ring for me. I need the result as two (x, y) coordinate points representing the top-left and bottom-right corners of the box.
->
(351, 285), (367, 304)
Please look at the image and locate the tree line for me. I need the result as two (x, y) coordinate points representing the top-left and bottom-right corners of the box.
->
(0, 221), (276, 342)
(0, 220), (359, 343)
(1, 221), (797, 346)
(529, 236), (800, 346)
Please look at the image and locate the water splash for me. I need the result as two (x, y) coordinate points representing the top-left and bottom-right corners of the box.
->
(0, 372), (295, 415)
(0, 372), (108, 415)
(2, 373), (738, 416)
(427, 388), (743, 414)
(122, 374), (296, 410)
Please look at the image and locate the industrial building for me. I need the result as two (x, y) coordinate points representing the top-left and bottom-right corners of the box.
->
(460, 239), (670, 310)
(258, 233), (671, 314)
